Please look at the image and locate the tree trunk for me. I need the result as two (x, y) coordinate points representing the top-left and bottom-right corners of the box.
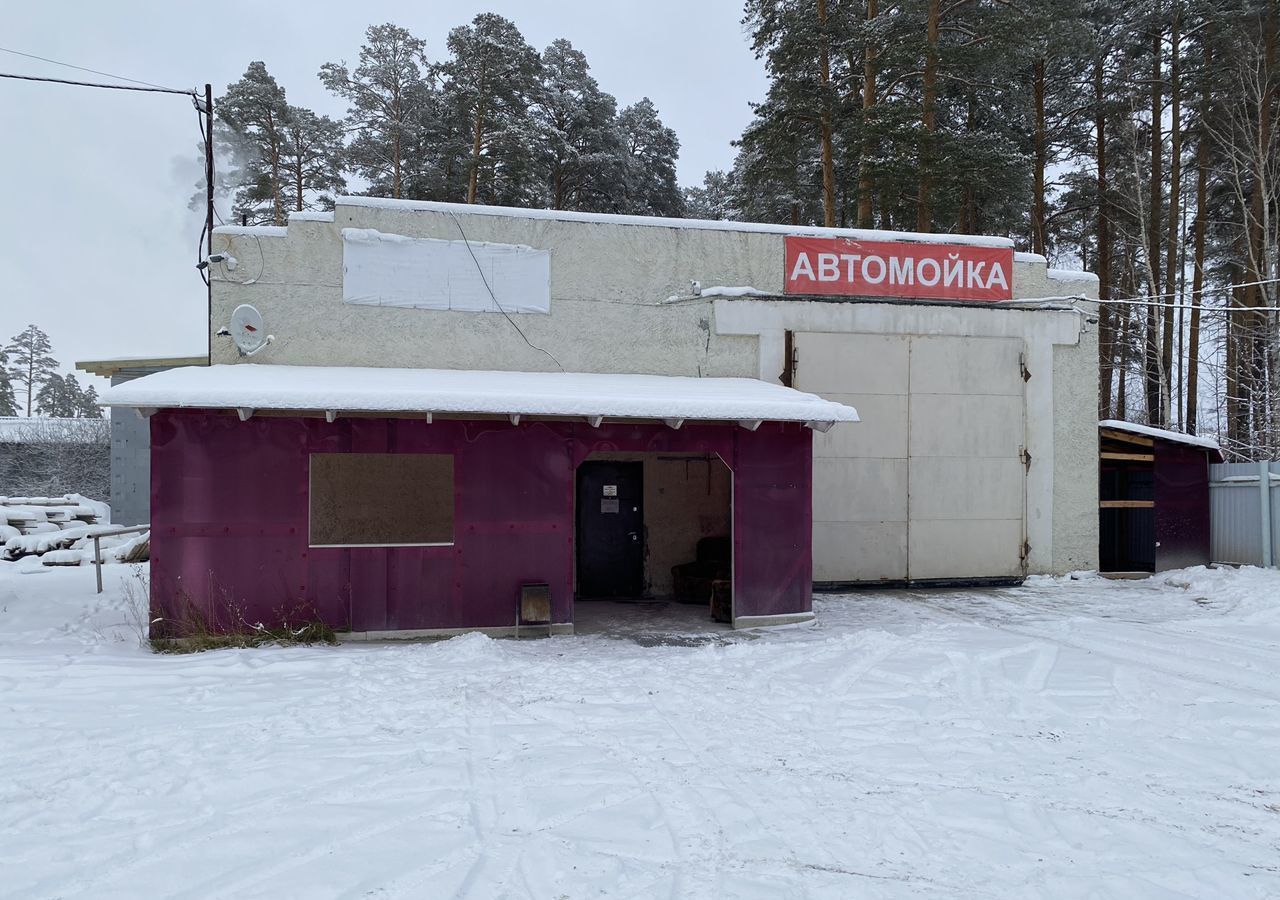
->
(391, 82), (403, 200)
(917, 0), (940, 232)
(1031, 56), (1048, 255)
(1161, 0), (1181, 420)
(1227, 273), (1245, 449)
(1145, 8), (1164, 425)
(959, 91), (979, 233)
(1186, 48), (1209, 435)
(857, 0), (878, 228)
(468, 95), (487, 205)
(1243, 8), (1277, 452)
(818, 0), (837, 228)
(296, 154), (305, 213)
(1096, 50), (1115, 419)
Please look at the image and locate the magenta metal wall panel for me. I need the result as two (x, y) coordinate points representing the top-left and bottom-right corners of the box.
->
(1154, 441), (1212, 572)
(150, 411), (814, 635)
(730, 422), (814, 618)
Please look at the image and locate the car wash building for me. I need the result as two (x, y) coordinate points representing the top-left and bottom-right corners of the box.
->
(103, 197), (1100, 638)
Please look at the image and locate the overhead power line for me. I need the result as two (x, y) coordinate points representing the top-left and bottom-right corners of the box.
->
(0, 71), (195, 95)
(1098, 275), (1280, 305)
(0, 45), (181, 91)
(1092, 295), (1280, 314)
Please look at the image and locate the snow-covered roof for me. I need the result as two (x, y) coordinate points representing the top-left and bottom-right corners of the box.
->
(211, 224), (287, 237)
(1047, 268), (1100, 285)
(100, 365), (860, 426)
(1100, 420), (1222, 454)
(336, 196), (1015, 249)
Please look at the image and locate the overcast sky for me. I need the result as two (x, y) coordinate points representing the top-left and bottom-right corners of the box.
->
(0, 1), (766, 398)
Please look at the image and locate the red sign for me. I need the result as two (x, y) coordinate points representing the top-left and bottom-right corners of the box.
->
(784, 237), (1015, 302)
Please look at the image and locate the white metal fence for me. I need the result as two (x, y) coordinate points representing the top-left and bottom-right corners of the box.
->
(1210, 462), (1279, 567)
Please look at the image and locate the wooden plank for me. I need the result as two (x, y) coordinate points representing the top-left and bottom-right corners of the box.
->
(1100, 428), (1155, 447)
(1101, 452), (1155, 462)
(1100, 500), (1155, 509)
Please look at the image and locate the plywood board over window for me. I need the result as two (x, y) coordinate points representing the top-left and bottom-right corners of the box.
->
(309, 453), (454, 547)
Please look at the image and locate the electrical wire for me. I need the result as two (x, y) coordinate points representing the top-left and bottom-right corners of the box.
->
(194, 98), (213, 286)
(2, 60), (212, 294)
(1095, 275), (1280, 306)
(447, 210), (564, 372)
(1085, 292), (1280, 314)
(0, 45), (184, 91)
(0, 71), (194, 95)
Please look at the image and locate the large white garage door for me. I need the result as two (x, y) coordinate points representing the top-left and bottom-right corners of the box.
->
(796, 332), (1027, 583)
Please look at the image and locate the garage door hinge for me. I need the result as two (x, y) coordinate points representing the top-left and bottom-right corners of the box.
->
(781, 330), (797, 387)
(1020, 447), (1032, 471)
(1019, 352), (1031, 382)
(1020, 540), (1031, 563)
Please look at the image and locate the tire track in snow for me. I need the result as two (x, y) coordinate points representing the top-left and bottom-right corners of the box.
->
(907, 594), (1280, 702)
(46, 749), (456, 899)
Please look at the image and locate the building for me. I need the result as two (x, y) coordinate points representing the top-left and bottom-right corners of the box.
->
(102, 198), (1100, 638)
(1098, 420), (1223, 573)
(75, 356), (208, 525)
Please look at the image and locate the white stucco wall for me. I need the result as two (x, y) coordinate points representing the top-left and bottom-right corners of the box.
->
(210, 198), (1100, 575)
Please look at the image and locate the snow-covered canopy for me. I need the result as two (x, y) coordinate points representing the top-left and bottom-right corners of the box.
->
(100, 365), (860, 426)
(1099, 420), (1222, 455)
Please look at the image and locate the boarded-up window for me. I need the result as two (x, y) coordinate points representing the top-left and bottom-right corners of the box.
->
(309, 453), (454, 547)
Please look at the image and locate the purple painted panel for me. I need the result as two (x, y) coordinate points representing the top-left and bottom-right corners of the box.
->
(730, 422), (813, 619)
(1154, 441), (1212, 572)
(150, 411), (815, 636)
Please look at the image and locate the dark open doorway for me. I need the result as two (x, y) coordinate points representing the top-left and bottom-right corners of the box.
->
(573, 452), (734, 634)
(576, 460), (644, 598)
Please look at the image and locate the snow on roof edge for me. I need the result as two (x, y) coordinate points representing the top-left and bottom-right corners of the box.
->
(1048, 268), (1100, 284)
(289, 211), (335, 223)
(212, 225), (288, 237)
(100, 365), (860, 425)
(336, 196), (1015, 249)
(1100, 419), (1222, 453)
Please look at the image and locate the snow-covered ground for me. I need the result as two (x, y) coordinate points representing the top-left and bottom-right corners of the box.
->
(2, 563), (1278, 899)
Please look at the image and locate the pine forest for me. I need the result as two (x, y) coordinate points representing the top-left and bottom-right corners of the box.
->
(212, 4), (1280, 460)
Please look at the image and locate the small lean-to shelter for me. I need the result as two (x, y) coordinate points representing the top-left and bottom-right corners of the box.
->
(1098, 420), (1224, 573)
(102, 364), (858, 638)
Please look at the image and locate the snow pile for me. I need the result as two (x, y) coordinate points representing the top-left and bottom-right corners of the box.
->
(101, 364), (861, 424)
(0, 494), (140, 565)
(1, 563), (1278, 897)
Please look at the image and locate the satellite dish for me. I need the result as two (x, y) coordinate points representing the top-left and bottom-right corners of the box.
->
(228, 304), (274, 357)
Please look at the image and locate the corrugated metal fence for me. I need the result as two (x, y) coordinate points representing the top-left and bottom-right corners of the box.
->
(1210, 462), (1279, 567)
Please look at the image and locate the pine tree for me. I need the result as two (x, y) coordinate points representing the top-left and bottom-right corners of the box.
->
(617, 99), (684, 216)
(216, 62), (292, 225)
(685, 170), (739, 220)
(36, 373), (71, 418)
(79, 384), (103, 419)
(280, 107), (347, 213)
(438, 13), (546, 206)
(0, 349), (17, 417)
(5, 325), (58, 417)
(742, 0), (855, 227)
(536, 39), (625, 211)
(320, 23), (435, 200)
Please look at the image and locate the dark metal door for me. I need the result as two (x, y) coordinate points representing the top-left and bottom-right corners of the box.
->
(576, 461), (644, 598)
